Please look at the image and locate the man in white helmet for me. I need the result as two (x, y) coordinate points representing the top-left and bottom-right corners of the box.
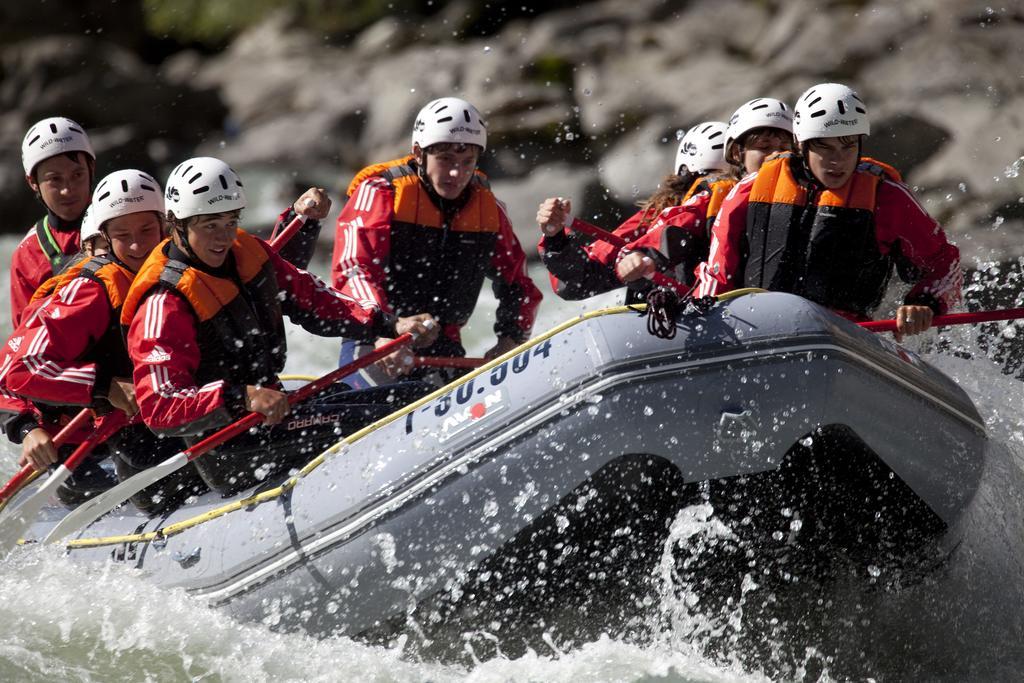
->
(11, 117), (97, 327)
(331, 97), (542, 387)
(696, 83), (961, 339)
(537, 121), (738, 302)
(123, 157), (437, 495)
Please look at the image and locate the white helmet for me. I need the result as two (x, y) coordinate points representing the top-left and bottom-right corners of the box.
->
(411, 97), (487, 151)
(91, 170), (164, 230)
(22, 116), (95, 176)
(793, 83), (869, 143)
(79, 206), (101, 245)
(725, 98), (793, 151)
(164, 157), (246, 220)
(675, 121), (729, 174)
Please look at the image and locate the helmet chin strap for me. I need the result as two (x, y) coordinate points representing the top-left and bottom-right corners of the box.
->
(414, 150), (450, 209)
(171, 219), (200, 261)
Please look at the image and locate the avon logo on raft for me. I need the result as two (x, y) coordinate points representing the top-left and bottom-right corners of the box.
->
(438, 388), (507, 443)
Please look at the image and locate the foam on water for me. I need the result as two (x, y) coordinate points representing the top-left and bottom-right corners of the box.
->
(0, 547), (760, 682)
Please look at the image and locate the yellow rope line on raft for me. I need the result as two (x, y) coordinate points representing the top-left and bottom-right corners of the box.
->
(66, 288), (765, 549)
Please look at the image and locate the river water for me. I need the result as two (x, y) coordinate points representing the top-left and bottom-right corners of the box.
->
(0, 232), (1022, 682)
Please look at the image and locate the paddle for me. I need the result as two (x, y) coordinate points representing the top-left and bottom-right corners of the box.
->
(858, 307), (1024, 333)
(0, 410), (130, 555)
(268, 213), (308, 250)
(0, 408), (94, 507)
(567, 218), (692, 296)
(414, 356), (487, 369)
(44, 330), (425, 545)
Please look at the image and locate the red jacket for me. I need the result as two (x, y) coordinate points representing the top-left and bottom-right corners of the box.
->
(10, 214), (82, 327)
(538, 211), (651, 300)
(539, 193), (713, 299)
(0, 284), (94, 446)
(331, 159), (541, 349)
(539, 174), (735, 300)
(128, 236), (391, 436)
(0, 340), (40, 443)
(617, 192), (714, 278)
(5, 258), (132, 409)
(696, 163), (962, 315)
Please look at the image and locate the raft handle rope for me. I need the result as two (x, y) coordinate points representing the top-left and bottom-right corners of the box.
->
(644, 286), (718, 340)
(63, 294), (767, 550)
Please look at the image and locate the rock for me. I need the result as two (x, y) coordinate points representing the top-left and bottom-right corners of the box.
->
(597, 117), (685, 203)
(647, 0), (771, 61)
(3, 0), (1024, 275)
(0, 35), (226, 229)
(859, 28), (1024, 104)
(353, 17), (408, 55)
(575, 50), (764, 137)
(0, 1), (146, 52)
(864, 110), (951, 177)
(201, 108), (367, 168)
(902, 95), (1024, 197)
(489, 162), (604, 248)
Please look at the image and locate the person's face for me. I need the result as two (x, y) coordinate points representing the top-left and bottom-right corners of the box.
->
(805, 135), (860, 189)
(421, 144), (480, 199)
(103, 212), (163, 271)
(28, 154), (92, 221)
(740, 129), (794, 175)
(185, 212), (239, 268)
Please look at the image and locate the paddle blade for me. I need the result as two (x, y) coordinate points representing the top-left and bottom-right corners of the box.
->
(0, 466), (36, 507)
(0, 465), (73, 557)
(43, 451), (190, 546)
(0, 408), (94, 507)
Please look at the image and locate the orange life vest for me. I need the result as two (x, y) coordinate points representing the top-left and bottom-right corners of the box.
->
(685, 173), (736, 222)
(744, 153), (902, 316)
(346, 157), (504, 332)
(122, 232), (287, 386)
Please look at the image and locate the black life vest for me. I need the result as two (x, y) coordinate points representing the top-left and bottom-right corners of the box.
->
(743, 154), (902, 317)
(346, 157), (503, 327)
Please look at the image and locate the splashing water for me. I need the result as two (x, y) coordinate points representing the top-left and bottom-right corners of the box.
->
(3, 234), (1024, 681)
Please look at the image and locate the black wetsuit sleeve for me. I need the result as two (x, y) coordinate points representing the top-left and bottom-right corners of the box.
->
(273, 208), (323, 270)
(539, 232), (623, 300)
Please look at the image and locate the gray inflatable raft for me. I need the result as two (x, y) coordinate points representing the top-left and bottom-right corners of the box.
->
(20, 291), (990, 646)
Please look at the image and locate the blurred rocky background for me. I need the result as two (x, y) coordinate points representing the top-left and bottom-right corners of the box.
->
(1, 0), (1023, 266)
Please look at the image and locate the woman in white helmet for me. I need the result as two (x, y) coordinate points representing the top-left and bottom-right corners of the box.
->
(331, 97), (542, 388)
(123, 157), (437, 495)
(10, 117), (97, 327)
(3, 169), (186, 508)
(613, 100), (795, 279)
(696, 83), (961, 339)
(724, 97), (794, 176)
(537, 121), (739, 301)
